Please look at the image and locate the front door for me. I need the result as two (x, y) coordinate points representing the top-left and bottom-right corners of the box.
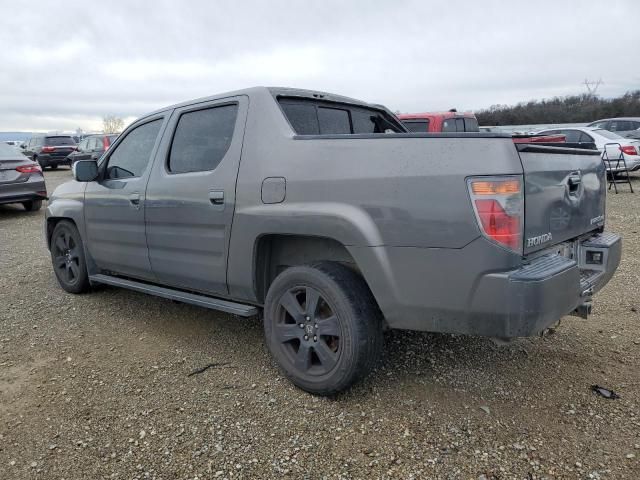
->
(84, 116), (165, 281)
(145, 96), (247, 295)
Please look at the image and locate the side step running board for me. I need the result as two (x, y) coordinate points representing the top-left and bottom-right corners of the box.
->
(89, 274), (259, 317)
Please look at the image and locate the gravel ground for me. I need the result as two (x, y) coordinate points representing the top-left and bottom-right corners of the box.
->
(1, 168), (639, 480)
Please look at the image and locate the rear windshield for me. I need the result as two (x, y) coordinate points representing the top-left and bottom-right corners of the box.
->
(45, 136), (76, 146)
(442, 117), (479, 132)
(278, 97), (404, 135)
(594, 129), (623, 140)
(0, 142), (20, 157)
(402, 120), (429, 132)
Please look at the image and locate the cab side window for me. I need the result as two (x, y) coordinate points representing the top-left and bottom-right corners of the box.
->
(105, 119), (162, 179)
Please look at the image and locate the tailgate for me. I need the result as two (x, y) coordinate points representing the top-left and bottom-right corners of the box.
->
(516, 144), (606, 254)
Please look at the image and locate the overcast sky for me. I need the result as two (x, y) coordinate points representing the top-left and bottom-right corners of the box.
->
(1, 0), (638, 132)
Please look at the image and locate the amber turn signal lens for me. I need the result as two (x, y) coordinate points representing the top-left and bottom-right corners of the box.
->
(471, 180), (521, 195)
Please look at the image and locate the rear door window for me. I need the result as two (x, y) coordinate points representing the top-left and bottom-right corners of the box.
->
(168, 104), (238, 174)
(105, 119), (162, 179)
(611, 120), (633, 132)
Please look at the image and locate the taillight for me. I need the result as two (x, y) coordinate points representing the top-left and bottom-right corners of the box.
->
(16, 164), (42, 174)
(41, 146), (55, 153)
(468, 176), (523, 253)
(620, 145), (638, 156)
(103, 137), (110, 150)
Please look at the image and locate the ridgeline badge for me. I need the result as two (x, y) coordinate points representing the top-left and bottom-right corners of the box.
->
(526, 232), (553, 248)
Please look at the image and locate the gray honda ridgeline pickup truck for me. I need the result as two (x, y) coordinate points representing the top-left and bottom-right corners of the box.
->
(45, 87), (620, 395)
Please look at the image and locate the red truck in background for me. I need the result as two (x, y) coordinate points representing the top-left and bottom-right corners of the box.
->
(398, 110), (568, 144)
(398, 110), (480, 133)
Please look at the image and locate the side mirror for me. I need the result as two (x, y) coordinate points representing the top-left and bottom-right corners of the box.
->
(73, 160), (99, 182)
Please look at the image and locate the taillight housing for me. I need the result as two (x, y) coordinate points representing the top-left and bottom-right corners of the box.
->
(467, 176), (523, 253)
(41, 146), (55, 153)
(16, 164), (42, 174)
(620, 145), (638, 156)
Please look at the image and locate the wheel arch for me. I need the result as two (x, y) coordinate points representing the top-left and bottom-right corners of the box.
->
(253, 234), (360, 303)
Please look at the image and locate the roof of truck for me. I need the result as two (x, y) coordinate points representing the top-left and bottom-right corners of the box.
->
(140, 87), (378, 121)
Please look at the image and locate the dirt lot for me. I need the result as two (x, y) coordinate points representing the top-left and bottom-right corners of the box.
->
(1, 168), (639, 480)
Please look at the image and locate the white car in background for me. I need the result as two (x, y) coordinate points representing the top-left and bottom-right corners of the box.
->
(536, 127), (640, 172)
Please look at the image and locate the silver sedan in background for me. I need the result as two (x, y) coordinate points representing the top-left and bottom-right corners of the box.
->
(0, 142), (47, 211)
(536, 126), (640, 172)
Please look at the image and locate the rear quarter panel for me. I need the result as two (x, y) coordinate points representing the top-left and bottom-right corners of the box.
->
(226, 90), (524, 300)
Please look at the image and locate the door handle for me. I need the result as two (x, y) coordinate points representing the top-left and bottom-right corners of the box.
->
(129, 192), (141, 207)
(209, 190), (224, 205)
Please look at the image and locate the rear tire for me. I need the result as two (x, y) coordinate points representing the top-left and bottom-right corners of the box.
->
(50, 220), (90, 294)
(50, 164), (58, 170)
(264, 262), (383, 395)
(22, 200), (42, 211)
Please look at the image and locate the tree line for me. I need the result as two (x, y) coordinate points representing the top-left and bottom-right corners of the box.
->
(475, 90), (640, 126)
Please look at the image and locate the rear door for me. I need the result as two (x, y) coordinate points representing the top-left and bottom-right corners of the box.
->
(145, 96), (247, 295)
(517, 144), (605, 254)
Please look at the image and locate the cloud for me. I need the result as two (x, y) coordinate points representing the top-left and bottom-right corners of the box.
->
(0, 0), (638, 131)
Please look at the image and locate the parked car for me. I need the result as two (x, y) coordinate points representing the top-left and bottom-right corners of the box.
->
(22, 135), (77, 170)
(398, 110), (479, 133)
(536, 127), (640, 172)
(66, 134), (119, 166)
(0, 142), (47, 211)
(45, 87), (619, 395)
(586, 117), (640, 140)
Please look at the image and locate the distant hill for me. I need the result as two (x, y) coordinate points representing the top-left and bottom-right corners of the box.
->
(0, 132), (32, 142)
(476, 90), (640, 126)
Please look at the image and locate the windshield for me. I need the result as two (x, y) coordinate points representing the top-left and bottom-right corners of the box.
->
(593, 129), (623, 140)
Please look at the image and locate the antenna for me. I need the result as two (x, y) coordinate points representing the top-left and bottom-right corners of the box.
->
(583, 78), (603, 96)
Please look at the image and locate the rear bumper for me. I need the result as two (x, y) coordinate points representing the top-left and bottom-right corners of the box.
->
(350, 232), (621, 338)
(0, 176), (47, 205)
(37, 154), (71, 167)
(468, 232), (621, 337)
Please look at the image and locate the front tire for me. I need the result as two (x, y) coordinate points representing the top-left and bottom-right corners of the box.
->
(264, 262), (383, 395)
(50, 220), (90, 294)
(22, 200), (42, 211)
